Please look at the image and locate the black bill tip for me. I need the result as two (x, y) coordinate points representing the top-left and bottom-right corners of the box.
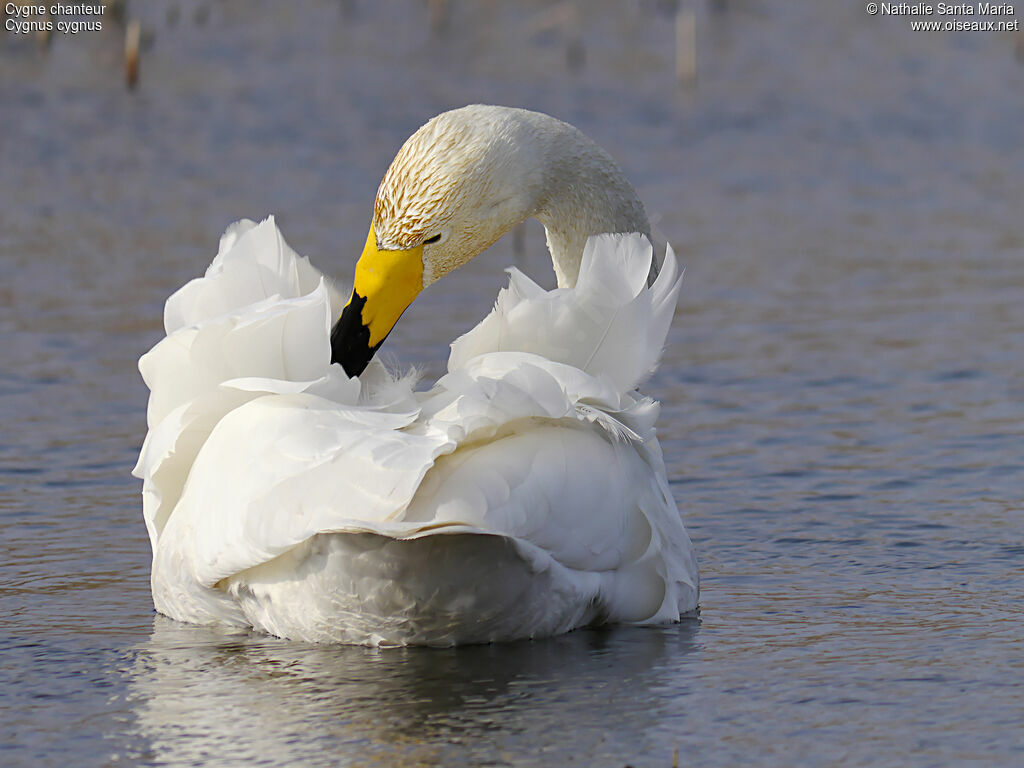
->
(331, 292), (383, 378)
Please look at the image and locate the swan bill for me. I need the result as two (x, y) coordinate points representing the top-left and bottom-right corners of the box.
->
(330, 292), (380, 377)
(331, 224), (424, 377)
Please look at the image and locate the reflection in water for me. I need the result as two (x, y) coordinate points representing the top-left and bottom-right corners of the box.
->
(127, 616), (700, 766)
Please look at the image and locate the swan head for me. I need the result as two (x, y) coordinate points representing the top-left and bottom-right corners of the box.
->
(332, 106), (544, 377)
(330, 104), (649, 378)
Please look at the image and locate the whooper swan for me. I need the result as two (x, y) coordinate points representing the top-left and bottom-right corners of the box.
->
(134, 105), (699, 646)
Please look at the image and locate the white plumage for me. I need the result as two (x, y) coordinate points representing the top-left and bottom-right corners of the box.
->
(135, 107), (699, 646)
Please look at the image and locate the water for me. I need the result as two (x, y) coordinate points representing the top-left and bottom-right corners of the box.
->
(2, 1), (1023, 765)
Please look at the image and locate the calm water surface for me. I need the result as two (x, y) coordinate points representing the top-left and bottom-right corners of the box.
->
(2, 2), (1022, 765)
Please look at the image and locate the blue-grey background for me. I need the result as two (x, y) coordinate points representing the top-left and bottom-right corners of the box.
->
(2, 1), (1022, 765)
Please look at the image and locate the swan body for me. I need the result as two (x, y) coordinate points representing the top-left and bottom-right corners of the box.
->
(135, 106), (699, 645)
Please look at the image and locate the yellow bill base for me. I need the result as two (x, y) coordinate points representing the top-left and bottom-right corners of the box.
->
(350, 224), (424, 348)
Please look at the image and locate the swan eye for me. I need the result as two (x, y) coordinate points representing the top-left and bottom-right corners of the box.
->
(423, 234), (442, 245)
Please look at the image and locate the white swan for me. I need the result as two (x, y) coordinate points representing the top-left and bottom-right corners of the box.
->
(134, 105), (698, 646)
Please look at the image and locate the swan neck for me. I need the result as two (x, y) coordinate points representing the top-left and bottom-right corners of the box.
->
(530, 122), (651, 288)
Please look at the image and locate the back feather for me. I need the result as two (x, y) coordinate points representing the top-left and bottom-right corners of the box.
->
(448, 234), (683, 393)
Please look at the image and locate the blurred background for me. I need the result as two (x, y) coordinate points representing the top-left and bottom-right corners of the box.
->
(2, 2), (1023, 766)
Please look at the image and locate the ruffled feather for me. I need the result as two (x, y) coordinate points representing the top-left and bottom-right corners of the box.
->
(135, 218), (698, 645)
